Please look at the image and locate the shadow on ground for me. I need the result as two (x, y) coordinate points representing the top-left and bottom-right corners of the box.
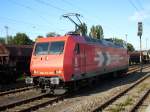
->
(70, 68), (150, 98)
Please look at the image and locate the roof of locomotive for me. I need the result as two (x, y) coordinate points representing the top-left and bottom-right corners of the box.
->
(36, 34), (85, 43)
(84, 36), (126, 48)
(36, 34), (126, 49)
(0, 43), (33, 57)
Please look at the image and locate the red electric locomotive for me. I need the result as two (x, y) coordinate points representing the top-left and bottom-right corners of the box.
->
(26, 33), (129, 93)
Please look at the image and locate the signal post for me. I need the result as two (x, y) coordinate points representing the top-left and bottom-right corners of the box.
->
(137, 22), (143, 72)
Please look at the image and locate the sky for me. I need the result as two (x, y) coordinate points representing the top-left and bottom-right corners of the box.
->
(0, 0), (150, 50)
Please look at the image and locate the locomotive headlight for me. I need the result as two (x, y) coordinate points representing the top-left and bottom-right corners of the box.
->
(33, 70), (38, 74)
(55, 70), (63, 74)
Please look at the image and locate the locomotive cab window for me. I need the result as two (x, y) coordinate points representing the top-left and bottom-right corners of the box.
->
(34, 41), (65, 55)
(34, 42), (49, 55)
(49, 41), (65, 54)
(74, 44), (80, 54)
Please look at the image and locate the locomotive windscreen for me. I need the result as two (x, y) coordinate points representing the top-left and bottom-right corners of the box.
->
(34, 41), (65, 55)
(34, 42), (49, 55)
(49, 41), (64, 54)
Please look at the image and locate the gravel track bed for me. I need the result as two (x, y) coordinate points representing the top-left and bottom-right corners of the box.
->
(142, 67), (150, 73)
(36, 67), (150, 112)
(0, 80), (26, 92)
(136, 90), (150, 112)
(6, 96), (57, 112)
(0, 89), (41, 106)
(103, 75), (150, 112)
(38, 86), (130, 112)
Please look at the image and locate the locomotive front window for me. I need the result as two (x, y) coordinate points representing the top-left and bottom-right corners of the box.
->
(49, 41), (64, 54)
(34, 42), (49, 55)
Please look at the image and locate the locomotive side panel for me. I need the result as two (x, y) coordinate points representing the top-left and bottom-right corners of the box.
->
(84, 44), (128, 77)
(71, 43), (128, 80)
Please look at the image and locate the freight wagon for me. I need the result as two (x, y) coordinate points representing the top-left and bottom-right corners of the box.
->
(0, 44), (32, 84)
(129, 51), (150, 64)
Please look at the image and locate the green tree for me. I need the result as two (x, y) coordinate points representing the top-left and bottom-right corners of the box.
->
(0, 36), (14, 44)
(112, 38), (124, 45)
(7, 36), (14, 44)
(108, 37), (135, 51)
(35, 35), (43, 41)
(46, 32), (60, 37)
(127, 43), (135, 51)
(37, 35), (43, 38)
(76, 23), (87, 36)
(0, 37), (5, 44)
(13, 33), (33, 45)
(89, 25), (104, 39)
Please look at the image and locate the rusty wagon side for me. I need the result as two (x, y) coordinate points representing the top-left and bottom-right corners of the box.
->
(0, 44), (32, 84)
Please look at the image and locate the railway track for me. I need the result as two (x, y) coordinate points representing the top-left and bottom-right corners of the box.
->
(92, 73), (150, 112)
(0, 86), (36, 96)
(0, 64), (149, 112)
(0, 92), (66, 112)
(127, 64), (150, 74)
(13, 95), (65, 112)
(136, 90), (150, 112)
(0, 80), (25, 92)
(129, 88), (150, 112)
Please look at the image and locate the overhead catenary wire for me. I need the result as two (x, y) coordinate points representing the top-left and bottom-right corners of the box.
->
(128, 0), (140, 12)
(128, 0), (148, 22)
(1, 17), (71, 35)
(61, 0), (87, 13)
(3, 0), (137, 39)
(35, 0), (67, 12)
(128, 0), (150, 30)
(0, 16), (68, 36)
(62, 0), (119, 35)
(134, 0), (150, 30)
(2, 0), (70, 36)
(128, 0), (150, 53)
(7, 0), (50, 24)
(0, 16), (50, 28)
(136, 0), (144, 10)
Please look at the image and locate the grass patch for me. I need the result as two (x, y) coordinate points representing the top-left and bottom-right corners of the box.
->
(109, 97), (133, 112)
(138, 83), (149, 93)
(16, 74), (26, 81)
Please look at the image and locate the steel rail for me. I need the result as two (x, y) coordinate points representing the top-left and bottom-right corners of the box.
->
(0, 86), (36, 96)
(129, 88), (150, 112)
(92, 74), (150, 112)
(0, 93), (49, 111)
(17, 95), (65, 112)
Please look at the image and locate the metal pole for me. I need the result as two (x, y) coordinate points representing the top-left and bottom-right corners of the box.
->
(125, 34), (127, 43)
(140, 35), (142, 72)
(146, 38), (147, 50)
(125, 34), (128, 47)
(0, 28), (2, 36)
(4, 26), (8, 44)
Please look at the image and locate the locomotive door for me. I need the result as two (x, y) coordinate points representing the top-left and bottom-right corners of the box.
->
(79, 44), (86, 74)
(74, 43), (86, 76)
